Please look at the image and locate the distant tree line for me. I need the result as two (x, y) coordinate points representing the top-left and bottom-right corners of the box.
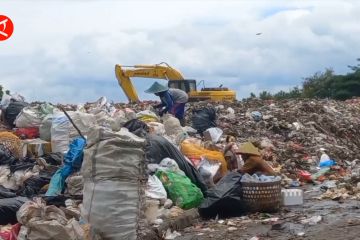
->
(0, 85), (3, 100)
(0, 85), (10, 101)
(248, 58), (360, 101)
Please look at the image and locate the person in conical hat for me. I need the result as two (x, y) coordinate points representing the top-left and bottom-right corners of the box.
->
(224, 142), (277, 175)
(238, 142), (261, 156)
(145, 82), (188, 126)
(238, 142), (277, 175)
(144, 81), (169, 94)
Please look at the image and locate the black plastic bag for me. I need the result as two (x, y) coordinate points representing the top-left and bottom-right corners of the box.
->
(0, 186), (16, 199)
(4, 101), (28, 127)
(41, 152), (63, 166)
(9, 157), (36, 173)
(17, 176), (50, 198)
(191, 107), (217, 134)
(0, 197), (28, 225)
(145, 134), (208, 195)
(39, 167), (59, 181)
(42, 195), (71, 207)
(123, 119), (149, 137)
(0, 144), (16, 166)
(199, 172), (245, 218)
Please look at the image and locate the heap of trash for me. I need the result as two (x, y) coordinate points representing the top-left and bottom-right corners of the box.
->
(0, 92), (360, 240)
(187, 99), (360, 181)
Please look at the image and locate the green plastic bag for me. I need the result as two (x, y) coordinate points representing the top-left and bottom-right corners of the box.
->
(311, 167), (331, 181)
(156, 170), (204, 209)
(39, 103), (54, 117)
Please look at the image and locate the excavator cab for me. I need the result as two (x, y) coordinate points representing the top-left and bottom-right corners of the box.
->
(168, 80), (197, 93)
(168, 79), (235, 102)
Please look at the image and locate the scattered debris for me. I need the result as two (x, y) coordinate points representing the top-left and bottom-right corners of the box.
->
(1, 95), (360, 240)
(301, 215), (322, 225)
(227, 227), (238, 231)
(164, 228), (182, 239)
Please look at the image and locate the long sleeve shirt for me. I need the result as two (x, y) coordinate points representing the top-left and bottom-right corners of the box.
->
(239, 155), (277, 176)
(168, 88), (188, 103)
(157, 91), (174, 113)
(157, 88), (188, 113)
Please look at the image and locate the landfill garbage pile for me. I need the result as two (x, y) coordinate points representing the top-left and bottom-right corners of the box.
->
(0, 96), (208, 240)
(0, 93), (360, 240)
(186, 99), (360, 178)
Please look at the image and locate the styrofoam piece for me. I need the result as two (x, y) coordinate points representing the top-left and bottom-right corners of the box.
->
(203, 127), (223, 143)
(281, 189), (303, 206)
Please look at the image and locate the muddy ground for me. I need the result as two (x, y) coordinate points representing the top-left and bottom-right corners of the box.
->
(177, 187), (360, 240)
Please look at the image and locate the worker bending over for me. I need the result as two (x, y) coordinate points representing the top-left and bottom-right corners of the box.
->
(145, 82), (188, 126)
(224, 141), (277, 176)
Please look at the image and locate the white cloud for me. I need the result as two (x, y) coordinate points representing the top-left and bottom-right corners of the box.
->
(0, 0), (359, 103)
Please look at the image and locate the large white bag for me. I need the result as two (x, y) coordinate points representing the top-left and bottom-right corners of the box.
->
(15, 103), (54, 128)
(145, 175), (167, 200)
(203, 127), (223, 143)
(81, 128), (145, 180)
(51, 113), (70, 153)
(81, 127), (146, 240)
(50, 111), (96, 153)
(39, 115), (53, 141)
(81, 180), (140, 240)
(68, 111), (97, 138)
(147, 122), (166, 135)
(17, 198), (83, 240)
(163, 114), (184, 136)
(15, 107), (43, 128)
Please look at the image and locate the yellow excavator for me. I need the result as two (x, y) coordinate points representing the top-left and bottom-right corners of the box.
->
(115, 62), (236, 103)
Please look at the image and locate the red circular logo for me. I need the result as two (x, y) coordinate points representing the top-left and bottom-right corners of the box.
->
(0, 15), (14, 41)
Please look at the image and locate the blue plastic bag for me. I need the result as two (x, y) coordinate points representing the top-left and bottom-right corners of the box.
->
(46, 137), (86, 196)
(45, 169), (64, 196)
(63, 137), (87, 170)
(319, 160), (335, 168)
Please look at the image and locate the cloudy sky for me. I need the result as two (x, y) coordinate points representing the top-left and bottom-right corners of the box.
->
(1, 0), (359, 104)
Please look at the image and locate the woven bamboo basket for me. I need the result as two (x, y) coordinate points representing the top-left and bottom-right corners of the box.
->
(0, 132), (22, 159)
(241, 180), (282, 213)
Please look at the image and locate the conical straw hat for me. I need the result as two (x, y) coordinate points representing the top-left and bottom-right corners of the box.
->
(144, 81), (169, 94)
(238, 142), (261, 156)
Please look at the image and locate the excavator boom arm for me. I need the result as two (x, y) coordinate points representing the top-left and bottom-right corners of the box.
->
(115, 63), (184, 102)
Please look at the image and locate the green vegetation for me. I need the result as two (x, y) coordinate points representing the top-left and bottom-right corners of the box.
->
(249, 59), (360, 101)
(0, 85), (3, 101)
